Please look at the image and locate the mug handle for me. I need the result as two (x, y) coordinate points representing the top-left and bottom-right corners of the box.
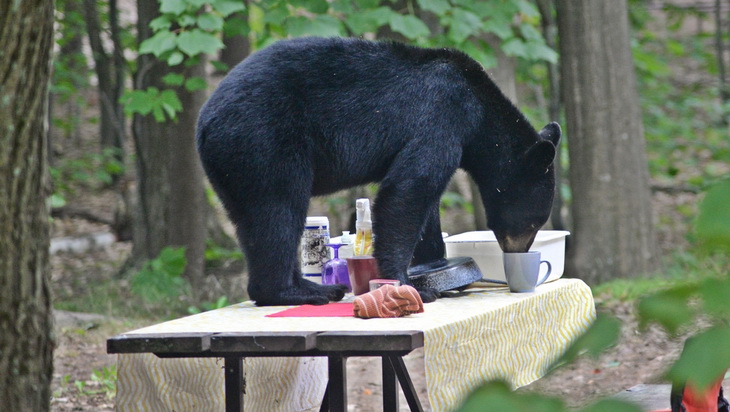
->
(536, 260), (552, 286)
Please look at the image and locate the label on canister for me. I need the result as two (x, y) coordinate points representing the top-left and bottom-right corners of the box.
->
(301, 216), (330, 282)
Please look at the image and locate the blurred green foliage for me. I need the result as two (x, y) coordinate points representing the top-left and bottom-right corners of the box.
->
(629, 1), (730, 189)
(187, 295), (231, 314)
(131, 246), (190, 304)
(50, 147), (125, 207)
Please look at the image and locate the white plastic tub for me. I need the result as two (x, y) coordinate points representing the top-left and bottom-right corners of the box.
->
(444, 230), (570, 283)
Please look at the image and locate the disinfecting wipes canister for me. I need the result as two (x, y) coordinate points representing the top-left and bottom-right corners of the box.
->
(300, 216), (330, 283)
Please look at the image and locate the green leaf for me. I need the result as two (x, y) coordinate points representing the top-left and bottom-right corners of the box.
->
(121, 89), (157, 116)
(354, 0), (380, 8)
(666, 38), (685, 56)
(458, 380), (566, 412)
(178, 14), (197, 27)
(514, 0), (540, 18)
(578, 399), (643, 412)
(667, 326), (730, 392)
(177, 29), (225, 56)
(483, 14), (513, 39)
(166, 51), (185, 66)
(461, 40), (497, 69)
(139, 31), (178, 57)
(501, 37), (529, 58)
(637, 285), (697, 334)
(417, 0), (450, 15)
(262, 7), (289, 26)
(447, 8), (483, 43)
(389, 14), (431, 40)
(293, 0), (329, 14)
(211, 0), (247, 17)
(162, 73), (185, 86)
(286, 15), (345, 37)
(184, 76), (208, 91)
(50, 193), (67, 208)
(158, 89), (183, 121)
(519, 23), (543, 42)
(197, 13), (225, 31)
(555, 314), (621, 366)
(525, 41), (558, 64)
(699, 277), (730, 319)
(150, 15), (173, 31)
(160, 0), (187, 15)
(210, 60), (230, 72)
(158, 246), (187, 276)
(695, 179), (730, 251)
(330, 1), (353, 14)
(345, 7), (395, 35)
(131, 246), (189, 302)
(187, 0), (209, 8)
(223, 18), (250, 37)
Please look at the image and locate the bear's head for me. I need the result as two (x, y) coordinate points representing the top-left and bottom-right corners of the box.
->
(486, 122), (561, 253)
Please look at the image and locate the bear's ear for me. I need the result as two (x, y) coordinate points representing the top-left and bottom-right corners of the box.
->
(538, 122), (561, 147)
(524, 140), (556, 171)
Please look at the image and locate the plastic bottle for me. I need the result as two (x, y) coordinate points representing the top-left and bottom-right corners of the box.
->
(339, 231), (354, 259)
(300, 216), (330, 283)
(354, 198), (373, 256)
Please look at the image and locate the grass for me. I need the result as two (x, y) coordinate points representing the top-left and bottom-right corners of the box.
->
(53, 269), (196, 321)
(592, 249), (730, 302)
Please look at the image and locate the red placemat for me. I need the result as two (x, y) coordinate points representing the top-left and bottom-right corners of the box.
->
(266, 302), (355, 317)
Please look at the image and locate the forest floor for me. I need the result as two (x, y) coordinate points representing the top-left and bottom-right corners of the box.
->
(48, 182), (727, 412)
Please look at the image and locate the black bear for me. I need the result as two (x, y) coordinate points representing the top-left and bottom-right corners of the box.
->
(196, 37), (561, 306)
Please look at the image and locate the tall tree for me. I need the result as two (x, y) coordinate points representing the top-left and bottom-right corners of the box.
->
(219, 9), (250, 72)
(556, 0), (657, 283)
(536, 0), (566, 230)
(131, 0), (208, 295)
(0, 0), (55, 410)
(83, 0), (127, 162)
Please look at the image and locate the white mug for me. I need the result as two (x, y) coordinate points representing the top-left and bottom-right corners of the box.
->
(502, 251), (552, 293)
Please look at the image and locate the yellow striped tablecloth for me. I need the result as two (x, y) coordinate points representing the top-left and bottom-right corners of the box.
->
(116, 278), (594, 412)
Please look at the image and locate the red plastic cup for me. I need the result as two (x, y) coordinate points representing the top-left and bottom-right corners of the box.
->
(346, 256), (381, 295)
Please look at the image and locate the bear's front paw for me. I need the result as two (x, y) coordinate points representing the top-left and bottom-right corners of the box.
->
(250, 282), (348, 306)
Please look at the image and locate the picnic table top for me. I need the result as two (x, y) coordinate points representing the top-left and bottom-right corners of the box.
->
(110, 278), (596, 412)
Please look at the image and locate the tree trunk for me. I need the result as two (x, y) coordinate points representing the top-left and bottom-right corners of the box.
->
(536, 0), (566, 230)
(716, 0), (729, 125)
(132, 0), (207, 296)
(556, 0), (657, 284)
(83, 0), (126, 161)
(219, 10), (250, 72)
(53, 0), (86, 145)
(0, 0), (55, 410)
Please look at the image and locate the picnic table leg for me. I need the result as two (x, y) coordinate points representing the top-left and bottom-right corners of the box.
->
(382, 356), (399, 412)
(388, 355), (424, 412)
(224, 356), (244, 412)
(327, 354), (348, 412)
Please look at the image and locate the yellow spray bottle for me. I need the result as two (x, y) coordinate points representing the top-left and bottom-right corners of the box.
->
(354, 198), (373, 256)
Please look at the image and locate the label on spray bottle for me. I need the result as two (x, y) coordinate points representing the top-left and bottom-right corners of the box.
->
(301, 216), (330, 283)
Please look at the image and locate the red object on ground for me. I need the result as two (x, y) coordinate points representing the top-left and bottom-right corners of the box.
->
(651, 378), (726, 412)
(266, 302), (355, 317)
(681, 380), (724, 412)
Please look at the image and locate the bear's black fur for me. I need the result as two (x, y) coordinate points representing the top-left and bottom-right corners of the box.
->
(197, 37), (561, 306)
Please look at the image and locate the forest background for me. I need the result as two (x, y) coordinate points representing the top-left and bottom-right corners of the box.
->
(2, 0), (730, 410)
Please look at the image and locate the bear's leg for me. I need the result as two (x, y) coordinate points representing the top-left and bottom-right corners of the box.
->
(411, 203), (446, 266)
(372, 147), (459, 303)
(228, 190), (347, 306)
